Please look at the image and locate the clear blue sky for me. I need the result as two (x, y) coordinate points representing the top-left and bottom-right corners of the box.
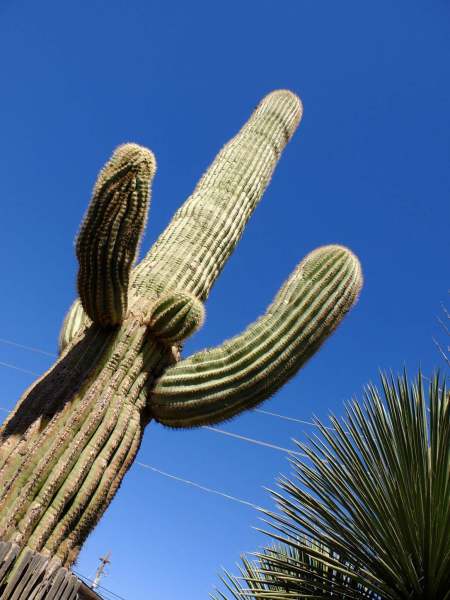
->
(0, 1), (449, 598)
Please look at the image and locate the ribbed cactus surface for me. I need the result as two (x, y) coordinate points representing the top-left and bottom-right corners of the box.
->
(0, 90), (362, 596)
(76, 143), (156, 326)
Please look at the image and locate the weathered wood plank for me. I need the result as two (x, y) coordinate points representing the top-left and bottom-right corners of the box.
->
(0, 542), (19, 582)
(0, 541), (9, 563)
(0, 542), (90, 600)
(1, 549), (34, 598)
(43, 566), (68, 600)
(10, 554), (47, 600)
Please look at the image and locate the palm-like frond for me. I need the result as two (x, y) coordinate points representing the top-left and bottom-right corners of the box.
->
(213, 541), (378, 599)
(213, 372), (449, 600)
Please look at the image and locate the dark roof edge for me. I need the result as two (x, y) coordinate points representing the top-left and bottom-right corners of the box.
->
(78, 580), (104, 599)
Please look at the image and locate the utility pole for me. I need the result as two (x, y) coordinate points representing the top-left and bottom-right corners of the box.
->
(91, 551), (111, 591)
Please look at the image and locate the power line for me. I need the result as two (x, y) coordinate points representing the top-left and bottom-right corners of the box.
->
(203, 426), (305, 457)
(136, 462), (264, 510)
(0, 360), (40, 377)
(73, 570), (128, 600)
(0, 338), (56, 357)
(254, 408), (319, 425)
(254, 408), (347, 432)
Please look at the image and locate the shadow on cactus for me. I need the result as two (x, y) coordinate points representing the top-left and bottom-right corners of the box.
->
(214, 373), (450, 600)
(0, 90), (362, 596)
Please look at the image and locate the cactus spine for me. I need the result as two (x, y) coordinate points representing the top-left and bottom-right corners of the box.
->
(0, 90), (362, 595)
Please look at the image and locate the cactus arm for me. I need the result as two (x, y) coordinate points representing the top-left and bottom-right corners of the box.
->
(147, 291), (205, 344)
(76, 144), (156, 327)
(130, 90), (302, 303)
(58, 299), (91, 355)
(149, 245), (362, 427)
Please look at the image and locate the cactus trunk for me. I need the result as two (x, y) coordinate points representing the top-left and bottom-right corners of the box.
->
(0, 318), (173, 569)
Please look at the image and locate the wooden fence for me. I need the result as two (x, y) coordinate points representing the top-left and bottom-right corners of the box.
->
(0, 541), (103, 599)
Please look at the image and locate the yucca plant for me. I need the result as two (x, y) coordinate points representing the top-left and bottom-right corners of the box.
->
(215, 372), (450, 600)
(216, 542), (379, 599)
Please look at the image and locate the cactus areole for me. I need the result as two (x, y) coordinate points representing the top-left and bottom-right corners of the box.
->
(0, 91), (362, 587)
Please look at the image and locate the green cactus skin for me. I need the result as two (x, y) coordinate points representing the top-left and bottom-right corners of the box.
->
(58, 298), (91, 354)
(76, 143), (156, 327)
(0, 90), (362, 591)
(150, 245), (361, 427)
(148, 291), (206, 344)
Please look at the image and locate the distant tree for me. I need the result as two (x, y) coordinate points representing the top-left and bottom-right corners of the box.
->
(214, 373), (449, 600)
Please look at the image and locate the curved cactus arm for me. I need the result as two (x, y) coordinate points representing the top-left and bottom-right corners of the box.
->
(147, 291), (205, 344)
(130, 90), (303, 303)
(76, 143), (156, 327)
(58, 298), (92, 355)
(149, 245), (363, 427)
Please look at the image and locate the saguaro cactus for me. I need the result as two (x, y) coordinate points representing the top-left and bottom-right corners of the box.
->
(0, 90), (362, 597)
